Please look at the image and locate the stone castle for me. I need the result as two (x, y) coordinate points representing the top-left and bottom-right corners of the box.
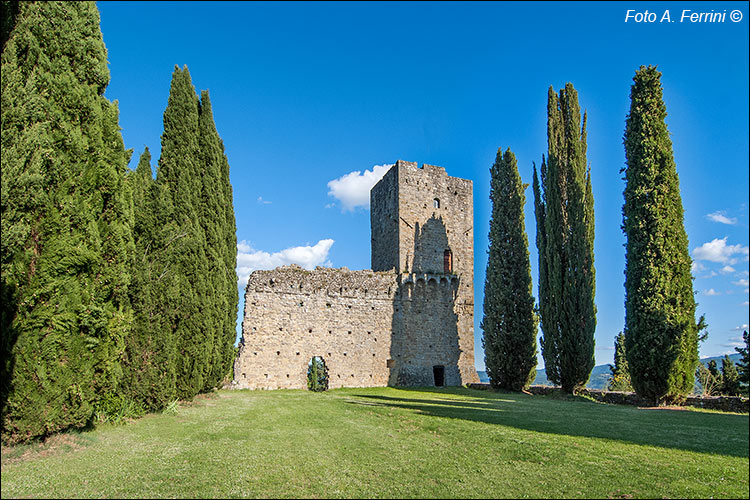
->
(233, 160), (479, 389)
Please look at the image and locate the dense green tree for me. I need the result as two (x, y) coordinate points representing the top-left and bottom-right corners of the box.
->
(481, 148), (537, 391)
(197, 91), (237, 388)
(147, 67), (238, 400)
(608, 332), (633, 392)
(736, 331), (749, 395)
(157, 66), (213, 399)
(121, 148), (179, 410)
(532, 84), (596, 393)
(720, 355), (741, 396)
(622, 66), (704, 405)
(1, 1), (133, 442)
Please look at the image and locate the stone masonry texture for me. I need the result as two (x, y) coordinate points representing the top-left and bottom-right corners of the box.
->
(234, 161), (479, 389)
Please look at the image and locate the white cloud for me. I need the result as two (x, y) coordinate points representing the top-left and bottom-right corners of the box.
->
(691, 260), (705, 273)
(236, 239), (334, 288)
(742, 301), (749, 306)
(721, 265), (736, 274)
(703, 288), (720, 296)
(732, 324), (749, 331)
(326, 164), (393, 211)
(706, 211), (738, 225)
(733, 278), (750, 287)
(257, 196), (272, 205)
(692, 237), (749, 265)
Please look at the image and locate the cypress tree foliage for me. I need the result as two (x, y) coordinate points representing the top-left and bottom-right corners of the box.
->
(622, 65), (704, 405)
(720, 355), (740, 396)
(157, 65), (213, 399)
(151, 67), (238, 400)
(1, 1), (133, 442)
(197, 91), (237, 387)
(532, 84), (597, 393)
(121, 148), (179, 410)
(736, 331), (749, 395)
(607, 331), (633, 391)
(481, 148), (538, 391)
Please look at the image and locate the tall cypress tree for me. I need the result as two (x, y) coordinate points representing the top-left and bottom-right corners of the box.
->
(153, 67), (237, 399)
(1, 1), (133, 442)
(622, 66), (703, 405)
(157, 66), (212, 399)
(198, 91), (237, 387)
(122, 148), (179, 409)
(481, 148), (538, 391)
(532, 84), (596, 393)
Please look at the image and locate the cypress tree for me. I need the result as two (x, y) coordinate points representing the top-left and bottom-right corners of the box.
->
(122, 148), (179, 409)
(153, 67), (237, 399)
(1, 1), (133, 442)
(481, 148), (538, 391)
(720, 355), (740, 396)
(198, 91), (237, 387)
(157, 65), (212, 399)
(622, 65), (703, 405)
(532, 84), (596, 393)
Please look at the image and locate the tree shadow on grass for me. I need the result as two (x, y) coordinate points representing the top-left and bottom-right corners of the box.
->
(347, 387), (749, 458)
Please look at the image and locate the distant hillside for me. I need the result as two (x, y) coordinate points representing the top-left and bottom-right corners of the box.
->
(477, 353), (742, 390)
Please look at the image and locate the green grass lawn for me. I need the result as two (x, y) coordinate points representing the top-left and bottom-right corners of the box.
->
(1, 387), (748, 498)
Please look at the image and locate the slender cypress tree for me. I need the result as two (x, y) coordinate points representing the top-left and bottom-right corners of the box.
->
(481, 148), (538, 391)
(532, 84), (596, 393)
(122, 148), (179, 409)
(198, 91), (237, 386)
(1, 1), (133, 442)
(157, 66), (213, 399)
(622, 66), (703, 405)
(152, 68), (237, 399)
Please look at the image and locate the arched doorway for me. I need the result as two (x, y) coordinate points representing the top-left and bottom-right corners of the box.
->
(307, 356), (329, 391)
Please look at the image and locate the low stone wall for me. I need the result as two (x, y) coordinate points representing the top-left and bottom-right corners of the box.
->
(467, 383), (749, 413)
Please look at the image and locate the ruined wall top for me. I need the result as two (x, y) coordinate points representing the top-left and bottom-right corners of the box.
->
(393, 160), (472, 189)
(246, 264), (397, 298)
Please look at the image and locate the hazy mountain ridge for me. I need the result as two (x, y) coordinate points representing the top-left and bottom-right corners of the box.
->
(477, 353), (742, 389)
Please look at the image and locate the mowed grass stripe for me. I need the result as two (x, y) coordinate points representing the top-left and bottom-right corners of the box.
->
(1, 387), (747, 498)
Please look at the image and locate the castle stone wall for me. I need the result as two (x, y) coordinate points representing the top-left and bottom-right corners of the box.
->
(234, 161), (479, 390)
(235, 266), (396, 390)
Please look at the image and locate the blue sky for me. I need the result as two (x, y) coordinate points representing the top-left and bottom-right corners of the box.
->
(98, 1), (749, 370)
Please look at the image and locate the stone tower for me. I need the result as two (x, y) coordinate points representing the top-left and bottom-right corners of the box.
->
(370, 161), (479, 386)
